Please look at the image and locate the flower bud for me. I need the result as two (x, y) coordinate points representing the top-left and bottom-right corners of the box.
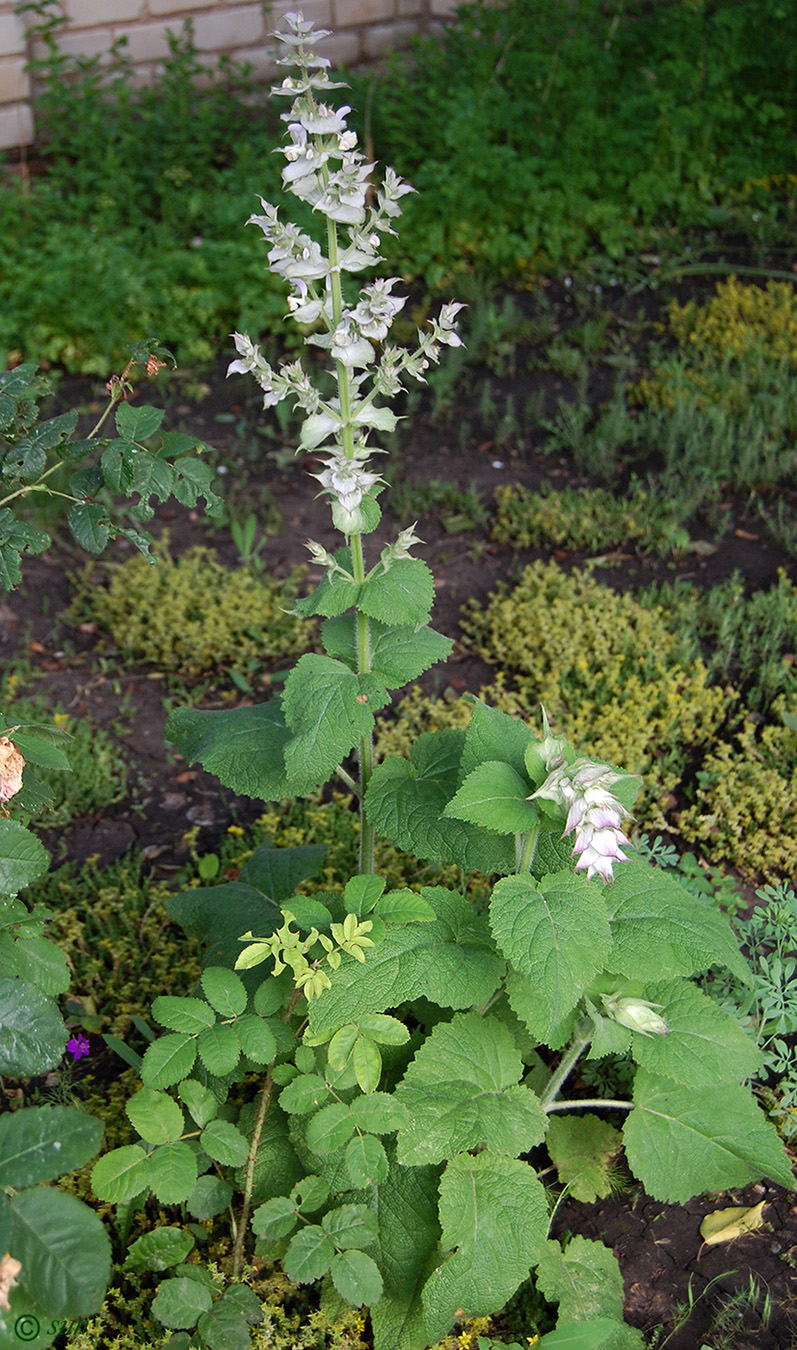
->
(602, 995), (669, 1038)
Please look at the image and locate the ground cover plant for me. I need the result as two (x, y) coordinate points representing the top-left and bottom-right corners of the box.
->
(2, 4), (797, 1349)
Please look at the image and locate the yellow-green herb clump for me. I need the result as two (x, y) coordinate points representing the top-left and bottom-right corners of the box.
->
(74, 545), (314, 679)
(463, 561), (731, 819)
(637, 276), (797, 417)
(679, 697), (797, 878)
(492, 482), (676, 554)
(669, 276), (797, 369)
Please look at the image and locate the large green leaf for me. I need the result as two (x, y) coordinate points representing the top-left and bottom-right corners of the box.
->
(604, 863), (749, 984)
(364, 733), (515, 875)
(164, 700), (294, 800)
(0, 818), (49, 894)
(165, 881), (280, 969)
(624, 1068), (795, 1201)
(152, 1276), (213, 1330)
(281, 655), (390, 794)
(308, 888), (504, 1038)
(295, 548), (360, 618)
(368, 1150), (442, 1350)
(492, 871), (611, 1041)
(422, 1152), (549, 1341)
(535, 1237), (644, 1350)
(358, 559), (435, 627)
(8, 1187), (111, 1317)
(0, 977), (67, 1076)
(0, 1106), (102, 1188)
(321, 616), (452, 688)
(444, 761), (538, 834)
(394, 1012), (547, 1165)
(458, 698), (532, 780)
(239, 841), (327, 903)
(628, 979), (762, 1088)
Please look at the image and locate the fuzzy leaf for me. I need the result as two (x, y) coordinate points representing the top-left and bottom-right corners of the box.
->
(0, 1105), (102, 1188)
(394, 1012), (547, 1165)
(187, 1175), (234, 1221)
(624, 1067), (795, 1202)
(282, 655), (390, 794)
(165, 700), (293, 800)
(444, 761), (538, 834)
(535, 1236), (644, 1350)
(545, 1116), (622, 1204)
(365, 733), (515, 875)
(458, 698), (533, 780)
(605, 862), (750, 984)
(629, 979), (762, 1087)
(370, 623), (454, 688)
(165, 882), (280, 967)
(350, 1093), (410, 1136)
(374, 890), (436, 924)
(322, 1203), (379, 1250)
(239, 841), (327, 903)
(358, 558), (435, 627)
(368, 1151), (442, 1350)
(422, 1152), (549, 1340)
(491, 871), (611, 1041)
(308, 888), (504, 1037)
(296, 548), (360, 618)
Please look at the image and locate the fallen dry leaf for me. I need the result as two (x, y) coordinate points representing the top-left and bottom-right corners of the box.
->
(699, 1199), (767, 1247)
(0, 738), (25, 804)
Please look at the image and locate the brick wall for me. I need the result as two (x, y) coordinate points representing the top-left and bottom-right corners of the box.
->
(0, 0), (458, 151)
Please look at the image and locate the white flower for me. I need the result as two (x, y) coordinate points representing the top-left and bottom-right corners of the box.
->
(313, 454), (382, 513)
(352, 278), (406, 341)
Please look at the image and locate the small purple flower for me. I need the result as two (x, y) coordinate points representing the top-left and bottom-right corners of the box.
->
(66, 1034), (90, 1061)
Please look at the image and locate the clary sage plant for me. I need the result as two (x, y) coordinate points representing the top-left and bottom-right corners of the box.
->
(86, 14), (792, 1350)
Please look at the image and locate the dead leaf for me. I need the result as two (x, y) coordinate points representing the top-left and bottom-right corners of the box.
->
(0, 738), (25, 804)
(699, 1200), (767, 1247)
(734, 528), (760, 542)
(0, 1252), (21, 1311)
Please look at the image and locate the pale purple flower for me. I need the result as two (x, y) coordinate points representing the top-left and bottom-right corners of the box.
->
(66, 1034), (90, 1061)
(532, 757), (633, 882)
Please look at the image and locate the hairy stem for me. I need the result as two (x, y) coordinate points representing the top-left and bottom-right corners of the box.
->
(544, 1099), (633, 1114)
(539, 1032), (592, 1108)
(233, 1066), (274, 1279)
(326, 213), (376, 875)
(517, 824), (540, 874)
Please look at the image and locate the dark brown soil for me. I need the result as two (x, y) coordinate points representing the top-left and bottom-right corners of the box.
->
(3, 272), (797, 1347)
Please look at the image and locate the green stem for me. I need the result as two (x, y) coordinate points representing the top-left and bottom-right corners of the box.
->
(544, 1098), (633, 1114)
(0, 483), (78, 510)
(539, 1032), (592, 1108)
(517, 824), (540, 874)
(326, 213), (375, 876)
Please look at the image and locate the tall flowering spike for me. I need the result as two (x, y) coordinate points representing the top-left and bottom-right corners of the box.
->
(226, 11), (461, 555)
(532, 757), (634, 882)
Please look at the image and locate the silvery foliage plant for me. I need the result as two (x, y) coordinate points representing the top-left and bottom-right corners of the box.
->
(92, 16), (794, 1350)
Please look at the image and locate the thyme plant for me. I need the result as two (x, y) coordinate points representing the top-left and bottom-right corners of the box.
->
(88, 15), (793, 1350)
